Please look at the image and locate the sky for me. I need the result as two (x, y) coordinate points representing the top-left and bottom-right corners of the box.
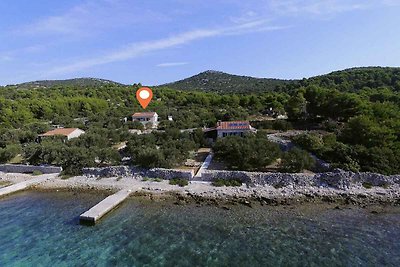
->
(1, 0), (400, 86)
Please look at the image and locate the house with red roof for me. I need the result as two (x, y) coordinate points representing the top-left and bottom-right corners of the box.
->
(204, 121), (256, 139)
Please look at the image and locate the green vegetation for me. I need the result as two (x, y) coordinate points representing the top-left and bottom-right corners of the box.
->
(279, 148), (315, 173)
(213, 133), (281, 171)
(60, 174), (74, 180)
(362, 182), (373, 189)
(31, 170), (43, 176)
(142, 177), (163, 182)
(169, 178), (188, 187)
(212, 178), (242, 187)
(1, 67), (400, 175)
(158, 70), (295, 93)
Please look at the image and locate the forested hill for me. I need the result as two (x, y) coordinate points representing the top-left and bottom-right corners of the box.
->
(158, 70), (297, 93)
(159, 67), (400, 93)
(8, 78), (124, 89)
(300, 67), (400, 92)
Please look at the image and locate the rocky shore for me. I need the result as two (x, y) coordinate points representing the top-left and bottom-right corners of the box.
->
(1, 171), (399, 207)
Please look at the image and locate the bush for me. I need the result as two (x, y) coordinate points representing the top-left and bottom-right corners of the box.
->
(292, 133), (323, 152)
(169, 178), (188, 187)
(0, 144), (21, 163)
(279, 148), (315, 173)
(212, 178), (242, 187)
(32, 170), (43, 176)
(272, 120), (292, 131)
(213, 133), (281, 171)
(362, 182), (373, 189)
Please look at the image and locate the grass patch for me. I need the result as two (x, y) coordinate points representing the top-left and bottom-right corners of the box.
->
(362, 182), (373, 189)
(212, 178), (242, 187)
(142, 177), (163, 182)
(380, 183), (390, 189)
(273, 183), (285, 189)
(169, 178), (189, 187)
(9, 154), (23, 164)
(32, 170), (43, 176)
(60, 174), (74, 180)
(0, 181), (12, 188)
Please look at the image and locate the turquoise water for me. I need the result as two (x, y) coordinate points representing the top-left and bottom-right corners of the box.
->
(0, 191), (399, 266)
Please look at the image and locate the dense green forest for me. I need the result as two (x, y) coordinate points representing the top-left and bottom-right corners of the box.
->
(1, 67), (400, 175)
(158, 70), (296, 93)
(160, 67), (400, 93)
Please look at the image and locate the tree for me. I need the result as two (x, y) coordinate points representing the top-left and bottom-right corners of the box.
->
(279, 148), (315, 173)
(213, 134), (281, 171)
(286, 92), (307, 120)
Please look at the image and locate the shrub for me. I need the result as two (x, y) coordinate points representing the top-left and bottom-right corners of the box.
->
(362, 182), (373, 189)
(169, 178), (188, 187)
(32, 170), (43, 176)
(60, 174), (73, 180)
(213, 133), (281, 171)
(272, 120), (292, 131)
(279, 148), (316, 173)
(0, 144), (21, 163)
(212, 178), (242, 187)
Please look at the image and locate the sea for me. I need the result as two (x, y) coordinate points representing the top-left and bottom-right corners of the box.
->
(0, 191), (399, 266)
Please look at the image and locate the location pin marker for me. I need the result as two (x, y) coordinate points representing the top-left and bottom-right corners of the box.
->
(136, 87), (153, 109)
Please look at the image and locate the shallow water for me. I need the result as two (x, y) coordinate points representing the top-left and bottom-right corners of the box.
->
(0, 191), (399, 266)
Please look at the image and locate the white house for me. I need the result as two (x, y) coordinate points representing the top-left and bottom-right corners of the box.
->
(39, 128), (85, 141)
(132, 112), (158, 128)
(215, 121), (256, 138)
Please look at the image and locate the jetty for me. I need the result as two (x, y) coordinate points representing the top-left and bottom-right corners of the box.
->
(79, 189), (131, 225)
(194, 152), (213, 179)
(0, 174), (55, 198)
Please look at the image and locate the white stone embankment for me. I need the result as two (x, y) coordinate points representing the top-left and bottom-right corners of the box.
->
(1, 172), (399, 206)
(0, 173), (58, 197)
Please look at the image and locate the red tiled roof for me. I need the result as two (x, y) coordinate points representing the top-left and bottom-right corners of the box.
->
(216, 121), (251, 130)
(40, 128), (79, 137)
(132, 112), (156, 117)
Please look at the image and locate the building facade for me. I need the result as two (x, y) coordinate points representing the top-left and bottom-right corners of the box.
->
(39, 128), (85, 141)
(132, 112), (158, 128)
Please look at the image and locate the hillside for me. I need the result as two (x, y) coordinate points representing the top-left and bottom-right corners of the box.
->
(158, 70), (297, 93)
(9, 78), (124, 89)
(159, 67), (400, 93)
(300, 67), (400, 92)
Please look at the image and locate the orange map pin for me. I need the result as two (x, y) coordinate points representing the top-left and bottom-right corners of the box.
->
(136, 87), (153, 109)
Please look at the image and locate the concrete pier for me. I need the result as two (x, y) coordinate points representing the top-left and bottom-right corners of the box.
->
(79, 189), (131, 225)
(194, 153), (213, 179)
(0, 174), (55, 198)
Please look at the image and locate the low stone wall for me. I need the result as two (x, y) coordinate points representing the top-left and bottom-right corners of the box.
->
(146, 168), (194, 180)
(82, 166), (194, 180)
(0, 164), (62, 174)
(82, 166), (137, 178)
(199, 169), (400, 190)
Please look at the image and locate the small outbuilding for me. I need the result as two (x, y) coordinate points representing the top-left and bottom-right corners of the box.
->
(39, 128), (85, 141)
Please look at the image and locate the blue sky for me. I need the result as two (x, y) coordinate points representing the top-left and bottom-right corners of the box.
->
(1, 0), (400, 86)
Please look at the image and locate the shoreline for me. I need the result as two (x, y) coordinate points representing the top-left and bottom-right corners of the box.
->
(1, 172), (399, 207)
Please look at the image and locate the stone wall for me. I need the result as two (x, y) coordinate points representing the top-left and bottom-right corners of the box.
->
(82, 166), (194, 180)
(0, 164), (62, 174)
(81, 165), (399, 190)
(82, 166), (137, 178)
(146, 168), (194, 180)
(199, 169), (400, 190)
